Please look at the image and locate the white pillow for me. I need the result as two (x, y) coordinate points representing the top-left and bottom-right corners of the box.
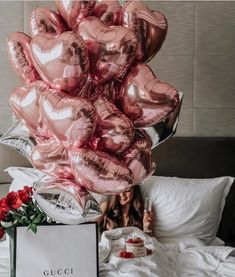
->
(4, 167), (45, 192)
(141, 176), (234, 245)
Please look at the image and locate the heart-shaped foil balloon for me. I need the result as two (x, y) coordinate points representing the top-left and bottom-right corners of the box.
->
(9, 81), (51, 140)
(55, 0), (96, 30)
(119, 64), (179, 127)
(7, 32), (40, 84)
(121, 129), (156, 184)
(39, 89), (97, 148)
(30, 7), (67, 37)
(30, 32), (89, 94)
(77, 81), (120, 102)
(30, 138), (73, 179)
(33, 178), (102, 224)
(122, 0), (167, 62)
(78, 16), (138, 84)
(69, 148), (133, 194)
(90, 96), (134, 154)
(92, 0), (121, 25)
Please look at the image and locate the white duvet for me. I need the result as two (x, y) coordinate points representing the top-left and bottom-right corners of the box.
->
(0, 227), (235, 277)
(99, 227), (235, 277)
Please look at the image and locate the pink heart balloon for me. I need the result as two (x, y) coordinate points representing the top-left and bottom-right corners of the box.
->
(119, 64), (179, 127)
(122, 0), (167, 62)
(77, 81), (120, 102)
(92, 0), (121, 25)
(90, 96), (134, 154)
(69, 148), (133, 194)
(9, 81), (51, 140)
(30, 32), (89, 94)
(55, 0), (95, 30)
(7, 32), (40, 84)
(30, 138), (73, 179)
(30, 7), (67, 37)
(121, 130), (156, 184)
(78, 16), (138, 84)
(39, 89), (97, 149)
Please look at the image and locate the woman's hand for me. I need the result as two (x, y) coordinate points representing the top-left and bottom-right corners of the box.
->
(143, 211), (154, 235)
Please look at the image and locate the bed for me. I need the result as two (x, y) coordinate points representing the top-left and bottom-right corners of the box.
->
(98, 137), (235, 276)
(0, 137), (235, 276)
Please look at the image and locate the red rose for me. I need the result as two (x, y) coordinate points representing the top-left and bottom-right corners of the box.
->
(0, 227), (5, 239)
(0, 212), (6, 221)
(0, 198), (10, 213)
(23, 186), (33, 196)
(5, 192), (22, 209)
(18, 189), (30, 204)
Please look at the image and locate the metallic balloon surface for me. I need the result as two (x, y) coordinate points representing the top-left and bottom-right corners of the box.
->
(144, 92), (183, 149)
(121, 129), (156, 185)
(55, 0), (95, 30)
(78, 16), (137, 84)
(30, 138), (73, 179)
(69, 148), (133, 194)
(33, 178), (102, 224)
(92, 0), (121, 25)
(30, 32), (89, 94)
(9, 81), (51, 140)
(39, 89), (96, 149)
(30, 7), (67, 37)
(7, 32), (40, 84)
(77, 81), (120, 102)
(0, 120), (36, 162)
(90, 96), (134, 154)
(122, 0), (167, 62)
(119, 64), (179, 127)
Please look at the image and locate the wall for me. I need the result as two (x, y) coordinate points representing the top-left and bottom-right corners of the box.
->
(0, 1), (235, 137)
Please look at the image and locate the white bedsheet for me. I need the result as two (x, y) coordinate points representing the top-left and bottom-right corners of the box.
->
(99, 227), (235, 277)
(0, 227), (235, 277)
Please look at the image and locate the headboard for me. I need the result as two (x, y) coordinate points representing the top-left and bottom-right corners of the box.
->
(153, 137), (235, 246)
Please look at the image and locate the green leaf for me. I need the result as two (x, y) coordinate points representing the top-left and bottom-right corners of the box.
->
(30, 223), (37, 234)
(1, 221), (13, 228)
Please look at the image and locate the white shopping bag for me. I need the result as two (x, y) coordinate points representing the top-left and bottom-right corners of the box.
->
(9, 223), (98, 277)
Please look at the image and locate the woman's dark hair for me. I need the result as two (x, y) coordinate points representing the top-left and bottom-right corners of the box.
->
(101, 185), (144, 231)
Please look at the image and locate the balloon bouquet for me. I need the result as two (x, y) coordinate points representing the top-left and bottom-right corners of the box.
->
(0, 0), (182, 224)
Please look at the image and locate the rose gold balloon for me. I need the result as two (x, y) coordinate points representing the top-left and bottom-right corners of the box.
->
(39, 89), (96, 149)
(69, 148), (133, 194)
(95, 81), (120, 102)
(119, 64), (179, 127)
(7, 32), (40, 84)
(78, 16), (137, 84)
(30, 7), (67, 37)
(77, 81), (120, 102)
(122, 0), (167, 62)
(30, 32), (89, 94)
(55, 0), (95, 30)
(90, 96), (134, 154)
(9, 81), (51, 140)
(30, 138), (73, 179)
(92, 0), (121, 25)
(121, 130), (156, 184)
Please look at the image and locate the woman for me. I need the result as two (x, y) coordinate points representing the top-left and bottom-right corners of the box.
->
(100, 185), (154, 235)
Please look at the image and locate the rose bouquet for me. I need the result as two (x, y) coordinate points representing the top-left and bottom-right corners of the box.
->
(0, 186), (52, 239)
